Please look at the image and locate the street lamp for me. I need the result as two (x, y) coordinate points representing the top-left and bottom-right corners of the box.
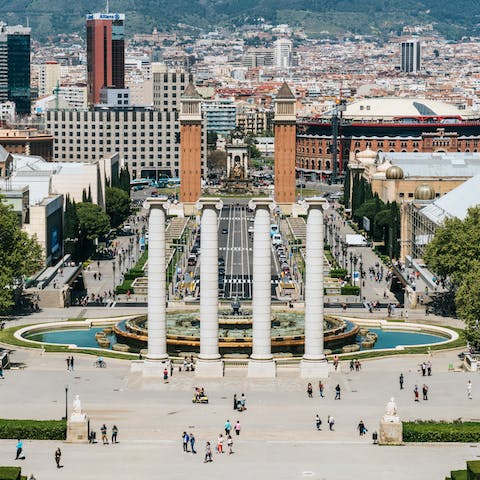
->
(349, 252), (353, 280)
(63, 385), (69, 420)
(112, 261), (116, 291)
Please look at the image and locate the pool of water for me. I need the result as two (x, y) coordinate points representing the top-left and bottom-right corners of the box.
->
(24, 323), (450, 352)
(358, 328), (447, 350)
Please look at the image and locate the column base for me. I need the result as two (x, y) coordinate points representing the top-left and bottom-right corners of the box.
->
(300, 358), (330, 378)
(248, 358), (276, 378)
(141, 358), (170, 377)
(195, 358), (224, 378)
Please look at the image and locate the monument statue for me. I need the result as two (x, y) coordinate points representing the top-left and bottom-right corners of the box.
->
(70, 394), (86, 422)
(383, 397), (400, 423)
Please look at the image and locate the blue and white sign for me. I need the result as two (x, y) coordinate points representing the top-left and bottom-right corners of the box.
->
(86, 13), (125, 21)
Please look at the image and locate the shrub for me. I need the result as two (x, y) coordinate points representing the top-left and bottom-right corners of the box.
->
(468, 461), (480, 480)
(330, 268), (348, 278)
(0, 419), (66, 440)
(0, 467), (22, 480)
(341, 285), (360, 295)
(450, 471), (467, 480)
(115, 280), (134, 294)
(403, 421), (480, 443)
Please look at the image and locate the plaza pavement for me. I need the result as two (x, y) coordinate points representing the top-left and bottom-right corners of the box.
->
(1, 340), (479, 479)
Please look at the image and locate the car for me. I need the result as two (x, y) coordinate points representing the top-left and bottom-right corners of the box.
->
(218, 267), (226, 276)
(187, 255), (197, 266)
(222, 228), (228, 234)
(248, 226), (254, 234)
(218, 257), (225, 267)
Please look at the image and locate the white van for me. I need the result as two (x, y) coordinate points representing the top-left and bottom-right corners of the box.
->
(272, 234), (282, 246)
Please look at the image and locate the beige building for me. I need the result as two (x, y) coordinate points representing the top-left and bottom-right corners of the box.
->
(349, 149), (480, 260)
(38, 61), (61, 97)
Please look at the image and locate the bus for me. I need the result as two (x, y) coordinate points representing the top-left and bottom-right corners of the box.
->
(130, 178), (151, 189)
(167, 177), (181, 187)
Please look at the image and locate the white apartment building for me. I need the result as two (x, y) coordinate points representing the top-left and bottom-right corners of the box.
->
(152, 63), (190, 112)
(273, 38), (293, 69)
(45, 108), (206, 180)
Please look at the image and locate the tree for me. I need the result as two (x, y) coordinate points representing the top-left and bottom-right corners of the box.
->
(207, 131), (218, 148)
(64, 196), (80, 261)
(119, 166), (131, 193)
(76, 202), (110, 240)
(0, 200), (43, 314)
(207, 150), (227, 172)
(106, 187), (131, 228)
(456, 264), (480, 348)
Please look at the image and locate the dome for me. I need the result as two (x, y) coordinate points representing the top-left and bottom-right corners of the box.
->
(357, 148), (377, 160)
(385, 165), (404, 179)
(414, 183), (435, 201)
(376, 161), (392, 173)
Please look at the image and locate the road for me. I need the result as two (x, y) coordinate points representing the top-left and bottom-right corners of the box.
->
(217, 203), (281, 300)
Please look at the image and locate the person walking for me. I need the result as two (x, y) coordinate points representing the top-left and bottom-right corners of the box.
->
(217, 434), (224, 454)
(399, 373), (404, 390)
(204, 442), (213, 463)
(234, 421), (241, 436)
(427, 361), (432, 376)
(163, 367), (168, 383)
(101, 424), (109, 444)
(70, 356), (74, 371)
(15, 439), (23, 460)
(318, 380), (324, 398)
(414, 385), (419, 402)
(467, 380), (473, 399)
(189, 433), (196, 454)
(233, 394), (237, 410)
(422, 384), (429, 401)
(182, 432), (190, 453)
(307, 382), (313, 398)
(335, 384), (341, 400)
(224, 419), (232, 436)
(0, 365), (4, 379)
(111, 425), (118, 444)
(315, 414), (322, 431)
(227, 435), (233, 455)
(357, 420), (367, 436)
(66, 356), (70, 371)
(328, 415), (335, 431)
(54, 448), (62, 468)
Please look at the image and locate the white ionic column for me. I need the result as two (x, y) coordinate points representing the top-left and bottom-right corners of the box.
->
(196, 198), (224, 377)
(301, 198), (329, 378)
(248, 198), (276, 377)
(143, 197), (169, 376)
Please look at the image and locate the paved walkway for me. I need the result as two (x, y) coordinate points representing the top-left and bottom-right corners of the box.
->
(0, 346), (478, 479)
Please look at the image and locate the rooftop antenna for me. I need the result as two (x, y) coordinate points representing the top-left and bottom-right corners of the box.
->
(105, 0), (109, 13)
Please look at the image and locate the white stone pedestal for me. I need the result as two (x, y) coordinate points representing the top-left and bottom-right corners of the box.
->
(379, 419), (403, 445)
(300, 358), (330, 378)
(66, 418), (89, 443)
(248, 359), (276, 378)
(195, 358), (224, 378)
(142, 359), (170, 377)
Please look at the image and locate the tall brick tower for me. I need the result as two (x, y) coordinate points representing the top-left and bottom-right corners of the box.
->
(274, 82), (296, 206)
(179, 82), (202, 204)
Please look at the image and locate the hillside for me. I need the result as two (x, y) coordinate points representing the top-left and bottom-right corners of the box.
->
(0, 0), (479, 40)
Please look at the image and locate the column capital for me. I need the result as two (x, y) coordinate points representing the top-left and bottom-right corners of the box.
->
(196, 197), (223, 211)
(302, 197), (329, 212)
(143, 196), (170, 212)
(248, 197), (276, 212)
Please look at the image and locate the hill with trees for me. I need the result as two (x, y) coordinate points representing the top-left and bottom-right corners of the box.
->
(2, 0), (479, 40)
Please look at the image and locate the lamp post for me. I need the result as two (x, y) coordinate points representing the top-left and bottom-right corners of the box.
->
(64, 385), (69, 420)
(353, 255), (359, 285)
(112, 261), (116, 291)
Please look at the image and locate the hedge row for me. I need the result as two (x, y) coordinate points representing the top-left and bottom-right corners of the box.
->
(329, 268), (348, 278)
(0, 467), (23, 480)
(340, 285), (360, 295)
(446, 460), (480, 480)
(403, 421), (480, 443)
(0, 419), (66, 440)
(115, 280), (134, 294)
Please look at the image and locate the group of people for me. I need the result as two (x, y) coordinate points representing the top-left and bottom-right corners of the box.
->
(98, 424), (119, 445)
(182, 419), (240, 462)
(233, 393), (247, 411)
(182, 356), (195, 372)
(413, 384), (429, 402)
(349, 359), (362, 372)
(65, 356), (75, 371)
(420, 361), (433, 376)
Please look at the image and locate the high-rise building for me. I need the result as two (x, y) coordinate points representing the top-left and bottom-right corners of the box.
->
(401, 39), (421, 73)
(0, 23), (31, 114)
(202, 98), (237, 136)
(39, 61), (61, 97)
(86, 13), (125, 106)
(273, 38), (292, 69)
(152, 63), (190, 111)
